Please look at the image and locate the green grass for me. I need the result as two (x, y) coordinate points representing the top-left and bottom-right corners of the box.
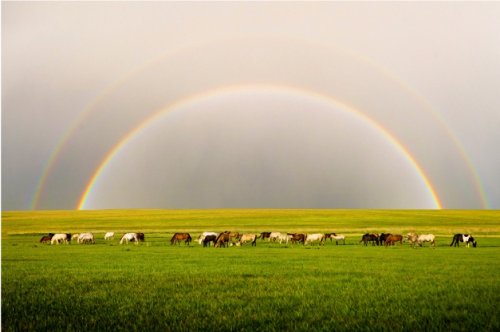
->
(2, 210), (500, 331)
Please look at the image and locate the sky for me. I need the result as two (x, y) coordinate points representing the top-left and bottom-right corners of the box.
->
(2, 2), (500, 211)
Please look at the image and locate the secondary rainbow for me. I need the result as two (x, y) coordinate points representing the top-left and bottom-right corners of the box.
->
(77, 83), (443, 210)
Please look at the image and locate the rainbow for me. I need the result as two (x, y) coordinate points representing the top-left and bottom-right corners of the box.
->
(77, 83), (443, 210)
(30, 35), (489, 209)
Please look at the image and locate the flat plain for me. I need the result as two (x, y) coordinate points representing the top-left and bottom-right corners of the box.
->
(2, 209), (499, 331)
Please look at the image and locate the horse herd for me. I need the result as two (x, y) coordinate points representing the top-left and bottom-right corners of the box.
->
(360, 232), (477, 248)
(39, 231), (477, 248)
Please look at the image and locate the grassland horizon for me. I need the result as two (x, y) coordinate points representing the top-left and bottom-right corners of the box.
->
(2, 209), (499, 331)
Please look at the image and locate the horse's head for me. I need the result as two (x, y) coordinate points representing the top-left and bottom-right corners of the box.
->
(470, 237), (477, 247)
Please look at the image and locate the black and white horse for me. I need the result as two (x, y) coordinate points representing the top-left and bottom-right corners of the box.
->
(450, 234), (477, 248)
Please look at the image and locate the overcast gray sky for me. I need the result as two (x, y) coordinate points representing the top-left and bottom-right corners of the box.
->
(2, 2), (500, 211)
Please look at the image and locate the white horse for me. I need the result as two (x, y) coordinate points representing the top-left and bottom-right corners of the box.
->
(71, 234), (80, 241)
(277, 234), (292, 244)
(51, 233), (70, 245)
(198, 232), (218, 245)
(104, 232), (114, 240)
(78, 233), (91, 244)
(417, 234), (436, 247)
(404, 232), (419, 248)
(331, 234), (345, 245)
(304, 234), (325, 245)
(79, 233), (95, 244)
(235, 234), (258, 246)
(120, 233), (138, 245)
(269, 232), (281, 242)
(305, 233), (325, 246)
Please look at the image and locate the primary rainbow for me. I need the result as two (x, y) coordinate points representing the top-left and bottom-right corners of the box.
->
(77, 83), (443, 210)
(31, 35), (488, 210)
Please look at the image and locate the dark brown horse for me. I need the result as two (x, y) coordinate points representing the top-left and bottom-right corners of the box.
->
(39, 235), (52, 244)
(379, 233), (392, 246)
(203, 235), (217, 247)
(360, 234), (379, 246)
(324, 233), (337, 241)
(170, 233), (192, 245)
(260, 232), (272, 241)
(385, 234), (403, 247)
(215, 232), (230, 248)
(136, 233), (145, 242)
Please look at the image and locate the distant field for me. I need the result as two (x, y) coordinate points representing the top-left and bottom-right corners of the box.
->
(2, 209), (500, 331)
(2, 209), (500, 237)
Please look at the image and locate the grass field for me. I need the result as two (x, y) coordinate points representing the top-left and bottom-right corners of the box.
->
(2, 209), (500, 331)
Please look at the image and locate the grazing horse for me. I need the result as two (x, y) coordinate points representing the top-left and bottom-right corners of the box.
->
(330, 234), (345, 245)
(198, 232), (218, 245)
(324, 233), (335, 241)
(71, 234), (80, 241)
(203, 235), (217, 247)
(260, 232), (272, 241)
(450, 234), (477, 248)
(305, 233), (325, 246)
(170, 233), (192, 245)
(235, 234), (258, 246)
(403, 232), (419, 248)
(215, 232), (230, 248)
(51, 233), (71, 245)
(379, 233), (392, 246)
(136, 233), (145, 242)
(385, 234), (403, 247)
(226, 232), (240, 241)
(104, 232), (114, 240)
(277, 234), (292, 245)
(39, 235), (53, 244)
(360, 234), (379, 246)
(289, 233), (306, 244)
(79, 233), (95, 244)
(269, 232), (281, 242)
(120, 233), (138, 245)
(417, 234), (436, 247)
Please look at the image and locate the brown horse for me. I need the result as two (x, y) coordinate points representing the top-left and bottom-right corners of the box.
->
(203, 235), (217, 247)
(290, 233), (306, 244)
(136, 233), (145, 242)
(324, 233), (337, 241)
(215, 232), (230, 248)
(225, 232), (240, 241)
(170, 233), (192, 245)
(385, 234), (403, 247)
(39, 235), (52, 244)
